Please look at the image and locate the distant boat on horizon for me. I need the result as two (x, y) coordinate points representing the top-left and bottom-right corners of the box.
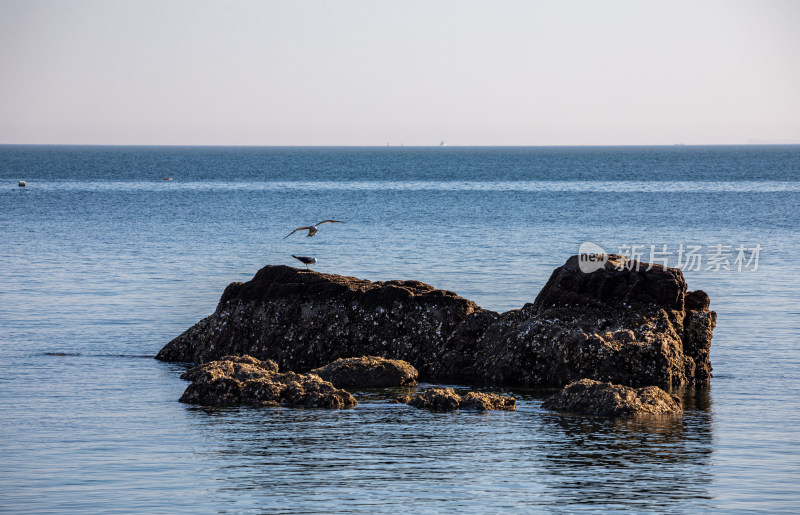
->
(440, 140), (446, 146)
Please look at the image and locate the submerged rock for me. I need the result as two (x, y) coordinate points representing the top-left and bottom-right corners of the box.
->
(157, 255), (715, 389)
(542, 378), (682, 417)
(179, 355), (357, 408)
(180, 354), (278, 382)
(460, 391), (517, 411)
(311, 356), (418, 387)
(400, 388), (462, 412)
(397, 388), (516, 412)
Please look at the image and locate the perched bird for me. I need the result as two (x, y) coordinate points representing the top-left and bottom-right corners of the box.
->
(283, 220), (344, 239)
(292, 255), (317, 269)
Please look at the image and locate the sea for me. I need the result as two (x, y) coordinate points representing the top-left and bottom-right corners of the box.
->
(1, 145), (799, 513)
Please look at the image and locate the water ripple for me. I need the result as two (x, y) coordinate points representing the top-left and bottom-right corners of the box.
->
(8, 179), (800, 193)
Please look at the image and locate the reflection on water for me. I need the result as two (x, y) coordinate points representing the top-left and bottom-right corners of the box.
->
(540, 415), (713, 510)
(182, 388), (714, 513)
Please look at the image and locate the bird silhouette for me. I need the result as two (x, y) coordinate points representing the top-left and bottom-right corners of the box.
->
(283, 220), (344, 239)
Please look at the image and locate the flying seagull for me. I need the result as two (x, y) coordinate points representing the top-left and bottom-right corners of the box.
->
(292, 255), (317, 269)
(283, 220), (344, 239)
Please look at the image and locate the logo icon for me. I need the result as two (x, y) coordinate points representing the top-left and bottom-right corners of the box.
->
(578, 242), (608, 273)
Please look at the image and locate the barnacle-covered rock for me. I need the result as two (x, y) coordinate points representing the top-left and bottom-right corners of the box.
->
(180, 354), (278, 382)
(402, 388), (462, 412)
(542, 378), (682, 416)
(157, 255), (715, 389)
(397, 388), (516, 412)
(179, 355), (357, 408)
(157, 266), (477, 374)
(311, 356), (418, 387)
(460, 391), (517, 411)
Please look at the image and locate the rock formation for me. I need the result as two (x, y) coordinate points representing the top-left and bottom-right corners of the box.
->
(396, 388), (516, 412)
(542, 378), (682, 416)
(179, 355), (357, 408)
(157, 255), (715, 388)
(310, 356), (418, 387)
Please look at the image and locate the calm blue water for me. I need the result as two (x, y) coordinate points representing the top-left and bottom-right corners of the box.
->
(1, 145), (799, 513)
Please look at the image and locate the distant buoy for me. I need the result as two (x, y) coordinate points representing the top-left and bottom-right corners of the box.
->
(18, 180), (25, 187)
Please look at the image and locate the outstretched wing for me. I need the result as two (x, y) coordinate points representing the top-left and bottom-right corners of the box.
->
(283, 226), (312, 239)
(316, 220), (345, 225)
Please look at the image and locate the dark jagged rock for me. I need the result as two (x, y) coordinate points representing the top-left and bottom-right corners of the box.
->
(158, 266), (477, 374)
(396, 388), (516, 412)
(542, 378), (682, 416)
(532, 254), (687, 311)
(157, 255), (715, 388)
(455, 255), (717, 387)
(311, 356), (418, 387)
(179, 355), (357, 408)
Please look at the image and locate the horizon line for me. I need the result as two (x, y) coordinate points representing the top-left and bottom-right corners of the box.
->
(2, 142), (800, 148)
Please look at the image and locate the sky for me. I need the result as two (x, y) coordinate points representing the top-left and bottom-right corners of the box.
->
(1, 0), (799, 146)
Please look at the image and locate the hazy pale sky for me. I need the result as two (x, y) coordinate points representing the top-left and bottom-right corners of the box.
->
(1, 0), (798, 145)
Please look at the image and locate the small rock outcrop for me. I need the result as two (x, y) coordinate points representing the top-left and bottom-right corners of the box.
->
(157, 255), (715, 389)
(179, 355), (357, 408)
(460, 391), (517, 411)
(396, 388), (516, 412)
(180, 354), (278, 382)
(310, 356), (418, 387)
(542, 378), (682, 417)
